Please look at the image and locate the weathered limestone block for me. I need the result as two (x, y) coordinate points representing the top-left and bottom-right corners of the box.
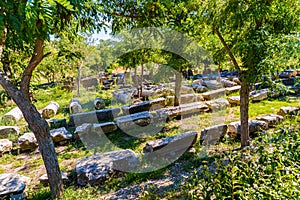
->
(17, 132), (38, 151)
(0, 139), (13, 154)
(42, 102), (59, 119)
(143, 131), (198, 154)
(200, 124), (228, 145)
(249, 89), (268, 102)
(225, 85), (241, 95)
(113, 91), (132, 104)
(227, 96), (240, 106)
(277, 106), (300, 116)
(0, 126), (20, 139)
(203, 80), (223, 90)
(50, 127), (72, 143)
(76, 149), (139, 186)
(221, 79), (238, 88)
(116, 111), (153, 131)
(256, 114), (284, 127)
(74, 122), (117, 140)
(69, 99), (82, 114)
(0, 173), (30, 200)
(39, 172), (68, 185)
(192, 84), (208, 93)
(157, 102), (209, 120)
(81, 77), (98, 89)
(69, 108), (120, 126)
(202, 88), (226, 100)
(94, 98), (105, 110)
(165, 94), (203, 106)
(122, 98), (165, 115)
(227, 120), (268, 138)
(2, 107), (23, 124)
(205, 98), (230, 111)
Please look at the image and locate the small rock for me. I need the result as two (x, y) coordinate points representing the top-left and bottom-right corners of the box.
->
(42, 102), (59, 119)
(50, 127), (72, 143)
(225, 85), (241, 95)
(0, 139), (13, 154)
(221, 79), (237, 87)
(18, 133), (38, 151)
(227, 120), (268, 138)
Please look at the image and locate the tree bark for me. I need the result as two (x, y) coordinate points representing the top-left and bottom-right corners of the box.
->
(174, 71), (182, 107)
(214, 27), (251, 148)
(20, 38), (45, 100)
(0, 76), (63, 199)
(240, 80), (250, 148)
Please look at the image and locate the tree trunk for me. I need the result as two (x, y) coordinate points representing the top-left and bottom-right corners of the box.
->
(77, 61), (82, 97)
(141, 64), (144, 98)
(174, 71), (182, 107)
(240, 80), (250, 148)
(0, 77), (63, 199)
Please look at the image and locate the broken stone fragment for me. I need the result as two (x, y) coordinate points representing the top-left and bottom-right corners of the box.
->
(200, 124), (227, 145)
(18, 132), (38, 151)
(0, 173), (30, 200)
(76, 149), (139, 186)
(50, 127), (73, 143)
(0, 139), (13, 154)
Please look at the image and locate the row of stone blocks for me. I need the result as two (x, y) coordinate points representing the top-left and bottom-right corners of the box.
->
(74, 106), (299, 186)
(0, 106), (298, 198)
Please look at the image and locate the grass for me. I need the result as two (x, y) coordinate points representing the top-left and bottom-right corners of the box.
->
(0, 85), (299, 199)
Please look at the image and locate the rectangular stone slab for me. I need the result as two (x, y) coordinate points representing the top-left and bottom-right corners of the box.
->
(157, 102), (209, 120)
(143, 131), (198, 154)
(69, 108), (120, 127)
(225, 85), (241, 95)
(116, 111), (153, 131)
(202, 88), (226, 100)
(122, 98), (165, 115)
(165, 94), (203, 106)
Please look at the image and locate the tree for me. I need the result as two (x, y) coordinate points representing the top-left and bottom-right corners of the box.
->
(196, 0), (300, 147)
(0, 0), (105, 198)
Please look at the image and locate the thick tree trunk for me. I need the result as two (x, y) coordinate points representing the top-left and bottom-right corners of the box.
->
(240, 80), (250, 148)
(174, 71), (182, 107)
(0, 77), (63, 199)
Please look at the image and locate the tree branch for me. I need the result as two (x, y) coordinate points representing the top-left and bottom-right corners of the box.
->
(0, 27), (7, 63)
(43, 52), (52, 59)
(213, 27), (240, 70)
(20, 38), (45, 100)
